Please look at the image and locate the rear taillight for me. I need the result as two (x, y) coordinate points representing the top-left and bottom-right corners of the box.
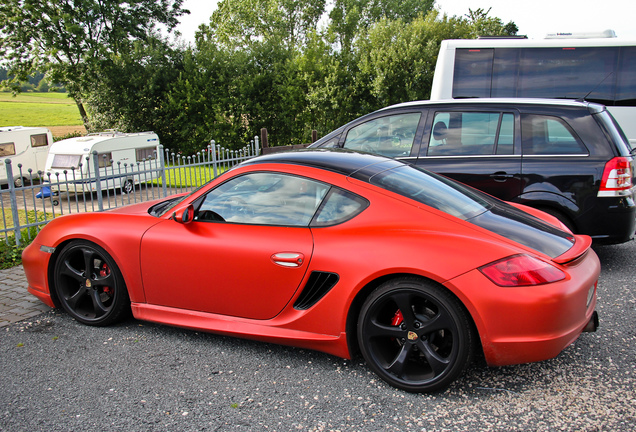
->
(479, 254), (566, 287)
(598, 157), (633, 197)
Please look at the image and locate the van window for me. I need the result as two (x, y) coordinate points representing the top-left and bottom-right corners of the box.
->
(427, 112), (514, 156)
(98, 152), (112, 168)
(343, 113), (421, 158)
(52, 154), (82, 169)
(137, 147), (157, 161)
(30, 134), (49, 148)
(521, 115), (588, 155)
(0, 142), (16, 157)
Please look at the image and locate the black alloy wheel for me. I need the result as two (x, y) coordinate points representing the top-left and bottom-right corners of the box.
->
(358, 277), (474, 392)
(54, 241), (130, 326)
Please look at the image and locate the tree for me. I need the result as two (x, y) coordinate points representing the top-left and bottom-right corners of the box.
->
(0, 0), (188, 130)
(328, 0), (435, 53)
(85, 35), (185, 148)
(204, 0), (326, 50)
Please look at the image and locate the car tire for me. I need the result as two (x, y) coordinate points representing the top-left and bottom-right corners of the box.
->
(357, 277), (474, 392)
(53, 241), (130, 326)
(122, 179), (134, 194)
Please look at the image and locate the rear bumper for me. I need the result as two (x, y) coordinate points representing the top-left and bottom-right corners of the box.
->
(581, 195), (636, 244)
(445, 249), (600, 366)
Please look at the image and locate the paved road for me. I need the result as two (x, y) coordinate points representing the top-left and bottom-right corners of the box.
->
(0, 242), (634, 431)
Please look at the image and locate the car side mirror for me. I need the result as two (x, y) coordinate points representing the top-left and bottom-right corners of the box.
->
(172, 204), (194, 224)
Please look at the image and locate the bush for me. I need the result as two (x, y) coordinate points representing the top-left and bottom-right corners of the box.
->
(0, 227), (38, 269)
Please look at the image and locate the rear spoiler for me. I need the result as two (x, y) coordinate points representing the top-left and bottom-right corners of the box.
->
(553, 235), (592, 264)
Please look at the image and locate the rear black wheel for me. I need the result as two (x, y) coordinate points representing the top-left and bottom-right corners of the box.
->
(358, 277), (473, 392)
(53, 241), (130, 326)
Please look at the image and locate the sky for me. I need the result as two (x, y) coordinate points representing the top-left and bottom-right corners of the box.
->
(174, 0), (636, 44)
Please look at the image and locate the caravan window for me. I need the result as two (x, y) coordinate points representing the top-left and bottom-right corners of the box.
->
(52, 154), (82, 169)
(98, 153), (112, 168)
(30, 134), (49, 148)
(136, 147), (157, 161)
(0, 143), (16, 157)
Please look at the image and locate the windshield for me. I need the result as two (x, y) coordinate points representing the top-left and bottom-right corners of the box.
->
(51, 154), (83, 169)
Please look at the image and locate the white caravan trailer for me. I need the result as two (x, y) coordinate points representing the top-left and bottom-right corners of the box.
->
(0, 126), (53, 187)
(44, 131), (161, 194)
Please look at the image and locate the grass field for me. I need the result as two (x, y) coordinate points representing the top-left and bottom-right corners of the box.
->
(0, 92), (84, 134)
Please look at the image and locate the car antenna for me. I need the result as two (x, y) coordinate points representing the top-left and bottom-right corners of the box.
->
(576, 72), (613, 102)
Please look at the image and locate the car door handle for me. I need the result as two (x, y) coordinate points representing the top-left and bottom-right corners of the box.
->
(490, 172), (514, 182)
(271, 252), (305, 268)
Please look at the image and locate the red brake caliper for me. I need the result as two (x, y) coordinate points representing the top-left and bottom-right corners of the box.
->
(100, 263), (113, 296)
(392, 310), (403, 326)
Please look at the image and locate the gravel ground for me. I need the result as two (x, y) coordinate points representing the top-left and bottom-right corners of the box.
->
(1, 242), (635, 432)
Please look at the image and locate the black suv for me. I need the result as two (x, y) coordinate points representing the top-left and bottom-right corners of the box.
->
(310, 99), (636, 244)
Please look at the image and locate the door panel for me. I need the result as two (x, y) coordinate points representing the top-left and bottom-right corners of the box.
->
(140, 221), (314, 320)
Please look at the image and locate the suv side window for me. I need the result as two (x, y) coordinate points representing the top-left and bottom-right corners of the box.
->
(343, 113), (421, 158)
(521, 115), (588, 155)
(427, 112), (515, 156)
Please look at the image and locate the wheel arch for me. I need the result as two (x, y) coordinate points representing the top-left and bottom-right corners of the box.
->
(46, 237), (135, 308)
(344, 273), (483, 361)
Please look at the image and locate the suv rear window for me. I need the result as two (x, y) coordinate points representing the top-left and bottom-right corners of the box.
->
(521, 114), (588, 155)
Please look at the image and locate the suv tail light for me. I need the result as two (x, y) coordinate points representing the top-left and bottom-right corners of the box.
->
(479, 254), (566, 287)
(598, 157), (634, 197)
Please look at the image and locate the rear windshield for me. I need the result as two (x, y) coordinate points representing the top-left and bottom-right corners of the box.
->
(369, 165), (490, 220)
(369, 165), (573, 257)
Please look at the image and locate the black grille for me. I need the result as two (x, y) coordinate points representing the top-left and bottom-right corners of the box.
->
(294, 271), (339, 310)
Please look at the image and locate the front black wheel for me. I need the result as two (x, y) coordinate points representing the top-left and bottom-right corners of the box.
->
(53, 241), (130, 326)
(358, 277), (474, 392)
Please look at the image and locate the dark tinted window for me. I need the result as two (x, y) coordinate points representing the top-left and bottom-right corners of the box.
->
(521, 115), (588, 155)
(369, 166), (489, 220)
(369, 164), (573, 257)
(453, 46), (636, 106)
(616, 47), (636, 105)
(453, 48), (493, 98)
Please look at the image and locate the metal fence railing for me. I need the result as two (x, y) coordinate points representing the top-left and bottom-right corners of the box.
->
(1, 138), (261, 247)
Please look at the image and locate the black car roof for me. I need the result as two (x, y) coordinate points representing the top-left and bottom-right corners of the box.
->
(240, 148), (405, 181)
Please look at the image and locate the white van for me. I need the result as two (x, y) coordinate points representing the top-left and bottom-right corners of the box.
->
(0, 126), (53, 187)
(44, 131), (161, 194)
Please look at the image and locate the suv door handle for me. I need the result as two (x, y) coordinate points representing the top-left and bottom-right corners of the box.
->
(490, 172), (514, 182)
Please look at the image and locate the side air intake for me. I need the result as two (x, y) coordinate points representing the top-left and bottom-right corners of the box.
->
(294, 271), (339, 310)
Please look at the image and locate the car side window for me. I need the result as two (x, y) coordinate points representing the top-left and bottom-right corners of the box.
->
(427, 111), (514, 156)
(343, 113), (421, 158)
(521, 114), (588, 155)
(196, 172), (330, 226)
(311, 188), (369, 227)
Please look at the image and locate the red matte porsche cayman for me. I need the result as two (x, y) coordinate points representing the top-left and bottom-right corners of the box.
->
(23, 149), (600, 392)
